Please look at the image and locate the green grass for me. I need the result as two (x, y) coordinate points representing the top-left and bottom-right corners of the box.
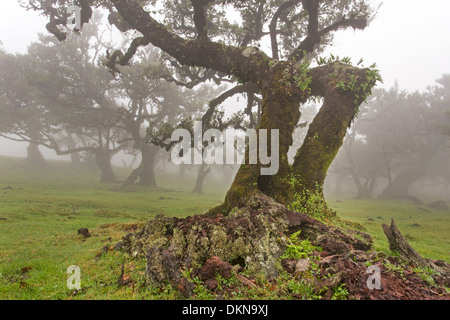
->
(0, 155), (448, 299)
(0, 156), (224, 299)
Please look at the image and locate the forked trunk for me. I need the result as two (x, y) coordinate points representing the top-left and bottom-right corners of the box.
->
(212, 62), (376, 217)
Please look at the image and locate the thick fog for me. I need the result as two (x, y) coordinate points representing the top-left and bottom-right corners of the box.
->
(1, 0), (450, 200)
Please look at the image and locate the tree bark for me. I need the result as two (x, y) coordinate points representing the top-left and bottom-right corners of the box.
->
(382, 219), (438, 271)
(67, 134), (82, 167)
(26, 142), (46, 166)
(26, 120), (46, 166)
(137, 144), (157, 186)
(96, 151), (116, 183)
(192, 163), (211, 194)
(214, 61), (304, 214)
(292, 64), (371, 197)
(122, 144), (158, 188)
(211, 63), (376, 216)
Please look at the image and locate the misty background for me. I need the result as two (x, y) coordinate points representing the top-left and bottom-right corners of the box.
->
(1, 0), (450, 201)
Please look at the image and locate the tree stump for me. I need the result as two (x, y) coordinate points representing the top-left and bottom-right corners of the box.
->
(382, 219), (449, 275)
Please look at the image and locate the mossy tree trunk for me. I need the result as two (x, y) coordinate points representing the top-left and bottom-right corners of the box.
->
(292, 66), (370, 196)
(214, 63), (377, 215)
(220, 62), (303, 211)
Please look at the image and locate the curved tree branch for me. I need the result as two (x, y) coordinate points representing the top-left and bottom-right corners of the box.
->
(190, 0), (214, 40)
(106, 36), (151, 74)
(269, 0), (302, 60)
(289, 0), (368, 62)
(202, 83), (260, 127)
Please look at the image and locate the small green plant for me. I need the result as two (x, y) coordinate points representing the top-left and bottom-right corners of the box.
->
(315, 54), (383, 111)
(331, 283), (349, 300)
(287, 279), (323, 300)
(382, 260), (406, 279)
(281, 231), (322, 260)
(293, 55), (313, 94)
(288, 187), (328, 222)
(315, 54), (353, 66)
(216, 272), (239, 291)
(181, 268), (216, 299)
(413, 267), (437, 287)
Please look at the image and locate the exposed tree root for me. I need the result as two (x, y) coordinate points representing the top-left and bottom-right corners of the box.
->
(112, 192), (449, 299)
(115, 192), (370, 270)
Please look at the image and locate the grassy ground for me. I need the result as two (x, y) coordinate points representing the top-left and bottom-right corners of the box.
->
(0, 156), (448, 299)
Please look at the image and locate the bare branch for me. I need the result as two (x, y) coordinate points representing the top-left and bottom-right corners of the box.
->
(190, 0), (213, 40)
(106, 36), (151, 74)
(320, 16), (367, 36)
(289, 0), (320, 61)
(289, 0), (368, 62)
(202, 83), (260, 127)
(44, 0), (92, 41)
(240, 1), (266, 47)
(269, 0), (302, 59)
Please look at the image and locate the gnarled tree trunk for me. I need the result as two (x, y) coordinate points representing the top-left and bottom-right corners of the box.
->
(96, 151), (116, 183)
(26, 121), (46, 166)
(122, 144), (158, 188)
(26, 142), (46, 167)
(192, 163), (211, 194)
(213, 62), (376, 216)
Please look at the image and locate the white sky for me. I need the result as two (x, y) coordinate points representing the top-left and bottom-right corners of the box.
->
(1, 0), (450, 158)
(326, 0), (450, 92)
